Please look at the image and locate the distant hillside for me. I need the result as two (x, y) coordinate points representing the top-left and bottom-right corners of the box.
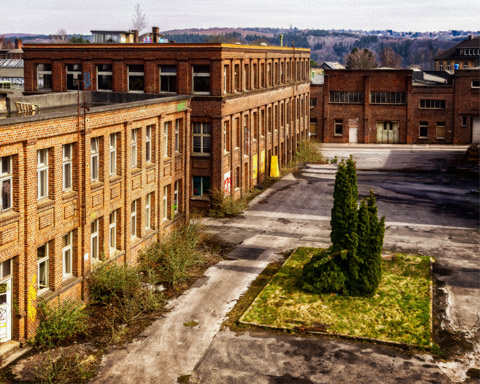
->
(161, 27), (466, 70)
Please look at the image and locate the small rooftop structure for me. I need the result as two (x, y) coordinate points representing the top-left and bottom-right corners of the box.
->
(319, 61), (345, 70)
(91, 30), (138, 43)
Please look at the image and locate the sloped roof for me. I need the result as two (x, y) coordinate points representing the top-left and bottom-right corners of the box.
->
(435, 37), (480, 60)
(0, 59), (24, 68)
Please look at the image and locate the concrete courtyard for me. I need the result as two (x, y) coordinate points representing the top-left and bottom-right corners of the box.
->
(94, 144), (479, 384)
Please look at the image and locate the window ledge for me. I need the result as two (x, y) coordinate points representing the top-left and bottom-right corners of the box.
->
(37, 198), (55, 212)
(334, 134), (343, 137)
(109, 174), (122, 185)
(191, 153), (211, 158)
(62, 190), (78, 203)
(0, 210), (20, 227)
(91, 181), (104, 191)
(146, 162), (157, 170)
(190, 195), (210, 202)
(38, 276), (83, 303)
(131, 168), (142, 176)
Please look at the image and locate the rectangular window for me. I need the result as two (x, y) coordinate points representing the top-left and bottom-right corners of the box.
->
(62, 231), (73, 279)
(193, 65), (210, 94)
(260, 63), (265, 88)
(1, 156), (13, 212)
(131, 129), (138, 167)
(192, 176), (210, 197)
(310, 98), (317, 107)
(235, 167), (240, 189)
(91, 219), (100, 262)
(461, 116), (468, 127)
(175, 120), (180, 153)
(131, 200), (138, 237)
(447, 62), (452, 71)
(146, 125), (152, 163)
(234, 117), (240, 148)
(243, 64), (249, 90)
(97, 64), (113, 91)
(174, 181), (179, 213)
(234, 64), (240, 92)
(252, 63), (257, 89)
(436, 122), (445, 139)
(37, 149), (49, 199)
(62, 143), (72, 191)
(164, 122), (170, 157)
(192, 122), (211, 154)
(109, 210), (117, 252)
(334, 119), (343, 136)
(128, 64), (144, 93)
(329, 92), (364, 104)
(223, 65), (229, 94)
(66, 64), (82, 91)
(261, 109), (265, 137)
(252, 111), (258, 141)
(243, 115), (249, 155)
(370, 92), (406, 105)
(420, 99), (446, 109)
(37, 64), (52, 90)
(159, 65), (177, 93)
(110, 133), (117, 175)
(37, 242), (50, 291)
(91, 137), (100, 182)
(463, 62), (468, 69)
(419, 121), (428, 138)
(267, 63), (272, 86)
(472, 80), (480, 88)
(163, 186), (169, 219)
(0, 259), (12, 280)
(145, 193), (152, 229)
(223, 121), (230, 153)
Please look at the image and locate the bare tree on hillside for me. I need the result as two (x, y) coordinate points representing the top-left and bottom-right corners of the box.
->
(131, 3), (147, 33)
(50, 29), (69, 43)
(345, 48), (378, 69)
(379, 46), (402, 68)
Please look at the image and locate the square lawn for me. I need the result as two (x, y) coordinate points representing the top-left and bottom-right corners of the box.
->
(240, 247), (432, 347)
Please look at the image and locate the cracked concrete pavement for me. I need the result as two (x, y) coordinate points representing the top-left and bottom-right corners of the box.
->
(94, 145), (479, 383)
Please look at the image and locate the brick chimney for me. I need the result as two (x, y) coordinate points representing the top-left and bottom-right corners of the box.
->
(131, 30), (139, 43)
(152, 27), (159, 43)
(15, 39), (23, 50)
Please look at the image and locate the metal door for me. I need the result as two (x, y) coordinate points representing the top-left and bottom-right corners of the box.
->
(376, 121), (399, 143)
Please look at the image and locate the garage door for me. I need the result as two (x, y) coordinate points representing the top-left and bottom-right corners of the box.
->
(473, 117), (480, 144)
(376, 121), (399, 144)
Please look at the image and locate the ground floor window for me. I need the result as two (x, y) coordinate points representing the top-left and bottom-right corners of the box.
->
(334, 119), (343, 136)
(436, 122), (445, 139)
(192, 176), (210, 197)
(419, 122), (428, 138)
(62, 231), (74, 279)
(37, 242), (50, 291)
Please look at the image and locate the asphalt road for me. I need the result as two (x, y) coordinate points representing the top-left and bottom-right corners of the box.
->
(192, 148), (479, 384)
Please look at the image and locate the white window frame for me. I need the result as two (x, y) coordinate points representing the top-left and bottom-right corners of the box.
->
(146, 125), (152, 163)
(37, 64), (52, 90)
(109, 210), (117, 252)
(37, 242), (50, 291)
(164, 122), (170, 157)
(131, 129), (138, 168)
(163, 186), (168, 220)
(128, 65), (145, 93)
(192, 122), (211, 154)
(223, 65), (228, 94)
(91, 219), (100, 262)
(0, 156), (13, 212)
(175, 120), (180, 153)
(192, 65), (211, 95)
(66, 64), (82, 91)
(62, 143), (72, 191)
(174, 181), (179, 214)
(37, 149), (49, 200)
(131, 200), (137, 238)
(145, 193), (152, 229)
(91, 137), (100, 182)
(62, 231), (73, 279)
(110, 133), (117, 175)
(159, 65), (177, 94)
(96, 64), (113, 92)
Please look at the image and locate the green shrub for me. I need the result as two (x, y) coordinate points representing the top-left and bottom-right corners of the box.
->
(301, 249), (346, 294)
(209, 188), (248, 217)
(33, 300), (87, 349)
(35, 352), (95, 384)
(139, 223), (206, 286)
(89, 262), (162, 324)
(293, 140), (323, 164)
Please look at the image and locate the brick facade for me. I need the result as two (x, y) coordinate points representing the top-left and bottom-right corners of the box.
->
(0, 93), (190, 342)
(22, 43), (311, 208)
(310, 69), (480, 144)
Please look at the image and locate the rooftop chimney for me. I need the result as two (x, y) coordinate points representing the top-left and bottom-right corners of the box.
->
(15, 39), (23, 50)
(468, 35), (473, 40)
(152, 27), (159, 43)
(132, 30), (139, 43)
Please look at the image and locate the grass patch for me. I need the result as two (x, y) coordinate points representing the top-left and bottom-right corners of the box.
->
(240, 247), (432, 348)
(183, 320), (199, 327)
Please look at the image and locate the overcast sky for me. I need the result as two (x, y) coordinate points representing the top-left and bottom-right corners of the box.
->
(1, 0), (479, 35)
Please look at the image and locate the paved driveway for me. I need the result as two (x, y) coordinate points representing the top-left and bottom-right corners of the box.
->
(95, 146), (479, 384)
